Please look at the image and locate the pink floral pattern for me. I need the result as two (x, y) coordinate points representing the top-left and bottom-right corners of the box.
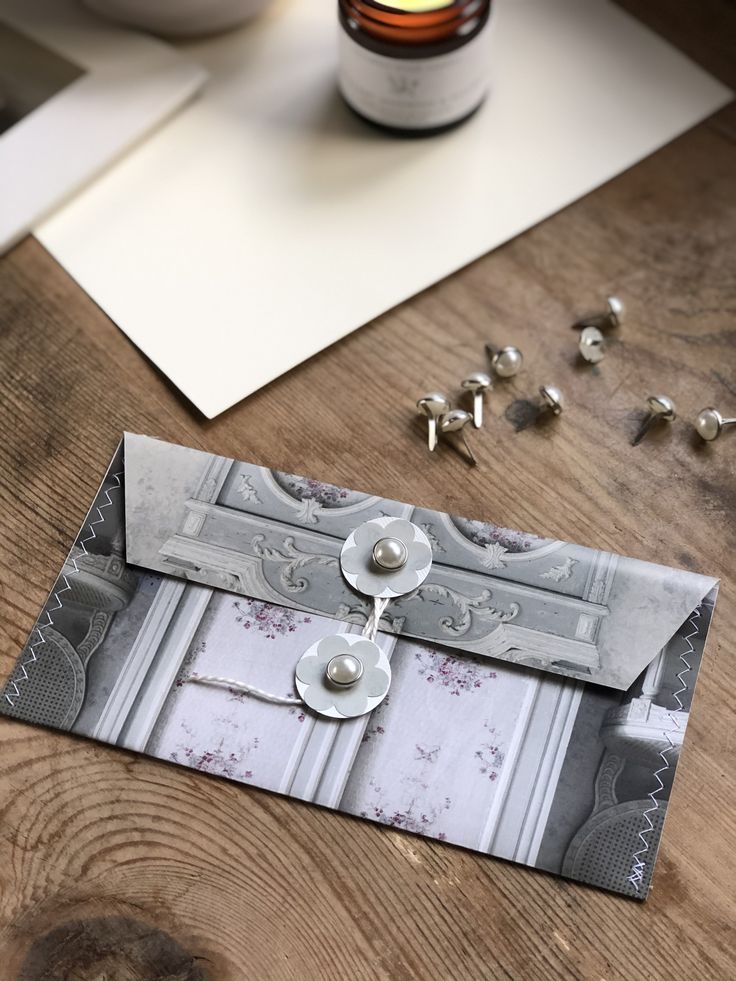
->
(280, 475), (351, 507)
(360, 776), (451, 839)
(160, 601), (519, 864)
(361, 722), (386, 743)
(175, 638), (207, 687)
(361, 695), (391, 742)
(414, 744), (440, 764)
(169, 722), (259, 780)
(288, 703), (307, 723)
(451, 517), (545, 553)
(233, 598), (311, 640)
(474, 724), (505, 781)
(414, 647), (496, 696)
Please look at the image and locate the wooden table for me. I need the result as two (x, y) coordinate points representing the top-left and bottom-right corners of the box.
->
(1, 4), (734, 978)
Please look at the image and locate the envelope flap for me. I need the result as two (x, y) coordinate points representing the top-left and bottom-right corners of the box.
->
(123, 433), (718, 691)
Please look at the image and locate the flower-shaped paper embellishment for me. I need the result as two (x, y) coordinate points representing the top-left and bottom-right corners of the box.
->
(295, 633), (391, 719)
(340, 517), (433, 599)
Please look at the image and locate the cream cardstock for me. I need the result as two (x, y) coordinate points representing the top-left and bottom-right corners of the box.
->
(35, 0), (731, 417)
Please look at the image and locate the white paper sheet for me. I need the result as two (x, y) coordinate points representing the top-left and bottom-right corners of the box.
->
(35, 0), (731, 418)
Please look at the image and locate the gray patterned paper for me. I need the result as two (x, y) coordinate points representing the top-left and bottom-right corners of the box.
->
(124, 433), (717, 691)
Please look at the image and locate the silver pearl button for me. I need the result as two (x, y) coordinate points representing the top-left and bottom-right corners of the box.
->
(372, 536), (408, 571)
(326, 653), (364, 688)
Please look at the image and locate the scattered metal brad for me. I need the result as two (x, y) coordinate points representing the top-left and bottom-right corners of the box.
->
(417, 392), (450, 452)
(538, 385), (565, 419)
(579, 324), (606, 364)
(461, 371), (492, 428)
(694, 406), (736, 442)
(486, 344), (524, 378)
(632, 395), (676, 446)
(574, 295), (625, 331)
(439, 408), (478, 466)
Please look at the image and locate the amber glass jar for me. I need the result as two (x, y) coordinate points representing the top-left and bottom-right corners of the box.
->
(337, 0), (492, 135)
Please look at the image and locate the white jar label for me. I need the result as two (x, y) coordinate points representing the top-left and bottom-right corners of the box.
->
(338, 22), (490, 130)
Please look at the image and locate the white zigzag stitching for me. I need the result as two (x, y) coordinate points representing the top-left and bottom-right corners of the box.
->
(626, 606), (700, 893)
(4, 472), (123, 708)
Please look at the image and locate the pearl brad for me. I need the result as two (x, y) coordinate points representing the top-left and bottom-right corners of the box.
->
(694, 407), (736, 442)
(326, 653), (364, 688)
(606, 295), (625, 327)
(539, 385), (564, 416)
(372, 537), (408, 571)
(491, 345), (523, 378)
(579, 325), (605, 364)
(695, 409), (722, 442)
(461, 372), (492, 428)
(631, 395), (676, 446)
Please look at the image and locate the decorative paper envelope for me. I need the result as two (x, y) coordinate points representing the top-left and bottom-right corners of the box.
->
(1, 435), (719, 899)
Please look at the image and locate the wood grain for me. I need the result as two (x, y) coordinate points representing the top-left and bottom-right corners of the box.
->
(0, 5), (734, 978)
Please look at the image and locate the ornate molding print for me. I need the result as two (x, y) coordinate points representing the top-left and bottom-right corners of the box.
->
(413, 583), (519, 637)
(119, 436), (717, 691)
(481, 542), (508, 570)
(419, 522), (446, 554)
(540, 557), (577, 582)
(235, 474), (261, 505)
(251, 534), (339, 593)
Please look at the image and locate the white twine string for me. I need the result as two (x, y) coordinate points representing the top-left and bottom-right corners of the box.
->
(187, 597), (389, 706)
(187, 675), (303, 704)
(362, 596), (389, 643)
